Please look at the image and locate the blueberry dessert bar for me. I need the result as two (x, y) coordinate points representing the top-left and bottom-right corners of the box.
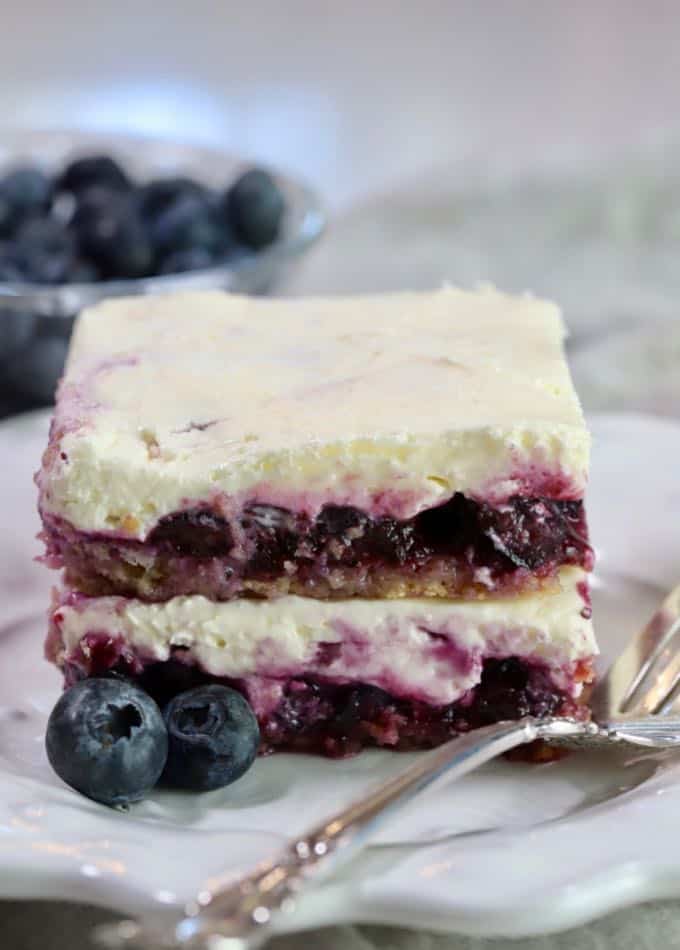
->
(39, 288), (596, 756)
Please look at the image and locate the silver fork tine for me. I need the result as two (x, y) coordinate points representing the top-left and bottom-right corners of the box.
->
(622, 646), (680, 715)
(591, 582), (680, 719)
(666, 685), (680, 716)
(621, 610), (680, 707)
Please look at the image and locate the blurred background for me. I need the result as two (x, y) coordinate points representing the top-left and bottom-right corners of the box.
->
(5, 0), (678, 210)
(2, 0), (680, 418)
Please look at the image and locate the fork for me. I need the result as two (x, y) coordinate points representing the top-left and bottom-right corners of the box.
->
(96, 581), (680, 950)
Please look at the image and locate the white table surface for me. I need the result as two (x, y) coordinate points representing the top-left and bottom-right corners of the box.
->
(3, 3), (680, 947)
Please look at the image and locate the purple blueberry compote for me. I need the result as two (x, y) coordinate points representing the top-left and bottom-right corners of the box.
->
(46, 493), (592, 602)
(60, 635), (590, 759)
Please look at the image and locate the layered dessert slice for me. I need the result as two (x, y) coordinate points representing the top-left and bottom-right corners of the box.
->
(38, 287), (596, 756)
(47, 567), (594, 757)
(38, 288), (592, 602)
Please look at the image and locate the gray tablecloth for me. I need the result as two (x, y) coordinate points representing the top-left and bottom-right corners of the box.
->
(4, 900), (678, 950)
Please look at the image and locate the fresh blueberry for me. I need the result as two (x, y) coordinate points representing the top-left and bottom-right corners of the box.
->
(159, 246), (216, 274)
(11, 217), (77, 284)
(137, 176), (206, 221)
(0, 191), (16, 237)
(65, 257), (101, 284)
(1, 166), (51, 216)
(0, 246), (25, 282)
(71, 186), (153, 278)
(56, 154), (132, 196)
(0, 166), (51, 238)
(150, 192), (227, 259)
(163, 685), (259, 791)
(223, 168), (285, 249)
(50, 191), (78, 226)
(45, 678), (168, 807)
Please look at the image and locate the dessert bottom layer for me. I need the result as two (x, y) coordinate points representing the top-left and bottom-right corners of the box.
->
(75, 656), (593, 757)
(42, 493), (592, 602)
(47, 568), (595, 755)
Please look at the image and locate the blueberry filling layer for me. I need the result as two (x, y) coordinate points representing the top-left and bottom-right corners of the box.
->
(45, 494), (592, 602)
(60, 646), (588, 758)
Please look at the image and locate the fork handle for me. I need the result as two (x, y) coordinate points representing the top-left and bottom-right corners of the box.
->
(97, 718), (592, 949)
(153, 716), (590, 948)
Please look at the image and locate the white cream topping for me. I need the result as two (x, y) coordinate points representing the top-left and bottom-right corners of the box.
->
(55, 568), (595, 707)
(40, 287), (590, 537)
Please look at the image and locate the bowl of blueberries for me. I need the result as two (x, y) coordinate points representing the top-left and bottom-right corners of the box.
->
(0, 128), (325, 411)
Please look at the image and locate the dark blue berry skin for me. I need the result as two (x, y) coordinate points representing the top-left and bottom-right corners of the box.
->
(45, 678), (168, 807)
(0, 166), (51, 238)
(137, 177), (207, 221)
(66, 257), (101, 284)
(11, 218), (77, 284)
(0, 247), (25, 282)
(56, 154), (132, 196)
(0, 192), (16, 237)
(223, 168), (285, 249)
(1, 166), (51, 218)
(159, 246), (216, 275)
(150, 192), (227, 259)
(163, 685), (259, 791)
(0, 156), (286, 292)
(71, 187), (153, 279)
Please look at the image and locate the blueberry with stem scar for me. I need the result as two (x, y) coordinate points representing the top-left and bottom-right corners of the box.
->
(163, 684), (259, 791)
(45, 678), (168, 807)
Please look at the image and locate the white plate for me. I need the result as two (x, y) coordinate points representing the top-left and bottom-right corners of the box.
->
(2, 410), (680, 939)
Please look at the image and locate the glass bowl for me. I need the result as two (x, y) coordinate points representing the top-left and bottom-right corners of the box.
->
(0, 128), (325, 410)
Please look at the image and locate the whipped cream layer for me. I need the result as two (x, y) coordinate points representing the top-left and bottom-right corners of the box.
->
(38, 288), (589, 539)
(50, 568), (595, 709)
